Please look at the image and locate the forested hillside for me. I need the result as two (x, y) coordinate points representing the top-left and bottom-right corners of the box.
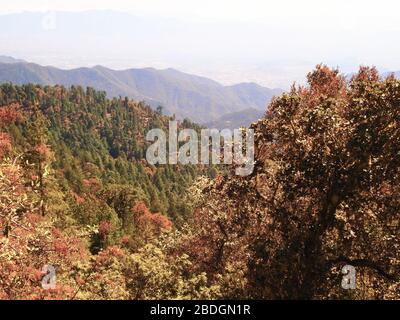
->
(0, 83), (223, 299)
(0, 66), (398, 300)
(1, 82), (214, 218)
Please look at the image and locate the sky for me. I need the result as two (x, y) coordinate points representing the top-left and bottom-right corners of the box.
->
(2, 0), (399, 23)
(1, 0), (400, 88)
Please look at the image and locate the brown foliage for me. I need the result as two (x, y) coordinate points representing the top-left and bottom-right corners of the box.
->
(189, 65), (399, 299)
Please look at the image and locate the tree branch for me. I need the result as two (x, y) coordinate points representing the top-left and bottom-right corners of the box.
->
(328, 256), (398, 281)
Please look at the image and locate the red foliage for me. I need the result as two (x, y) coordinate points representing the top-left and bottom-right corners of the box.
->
(99, 221), (113, 237)
(351, 65), (380, 83)
(121, 235), (130, 246)
(25, 212), (42, 225)
(132, 202), (172, 239)
(141, 212), (172, 232)
(0, 103), (22, 127)
(0, 132), (12, 159)
(132, 202), (148, 216)
(0, 212), (86, 299)
(307, 64), (345, 96)
(94, 246), (125, 267)
(34, 143), (52, 161)
(83, 177), (102, 193)
(71, 191), (85, 204)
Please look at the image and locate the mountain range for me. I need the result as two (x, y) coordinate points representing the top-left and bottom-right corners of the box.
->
(0, 56), (282, 126)
(204, 108), (264, 130)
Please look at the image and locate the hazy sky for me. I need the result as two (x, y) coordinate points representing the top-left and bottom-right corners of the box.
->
(2, 0), (399, 22)
(1, 0), (400, 88)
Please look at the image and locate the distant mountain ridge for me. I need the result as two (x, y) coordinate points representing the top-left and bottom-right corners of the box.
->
(383, 71), (400, 79)
(205, 108), (264, 130)
(0, 58), (282, 125)
(0, 55), (26, 64)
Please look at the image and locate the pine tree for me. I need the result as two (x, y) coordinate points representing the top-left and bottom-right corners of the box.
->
(24, 103), (51, 216)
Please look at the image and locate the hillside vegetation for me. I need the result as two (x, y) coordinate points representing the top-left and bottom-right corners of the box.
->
(0, 66), (398, 299)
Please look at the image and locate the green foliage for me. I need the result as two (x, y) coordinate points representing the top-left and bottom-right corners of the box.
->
(125, 244), (221, 299)
(0, 83), (205, 228)
(0, 83), (218, 300)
